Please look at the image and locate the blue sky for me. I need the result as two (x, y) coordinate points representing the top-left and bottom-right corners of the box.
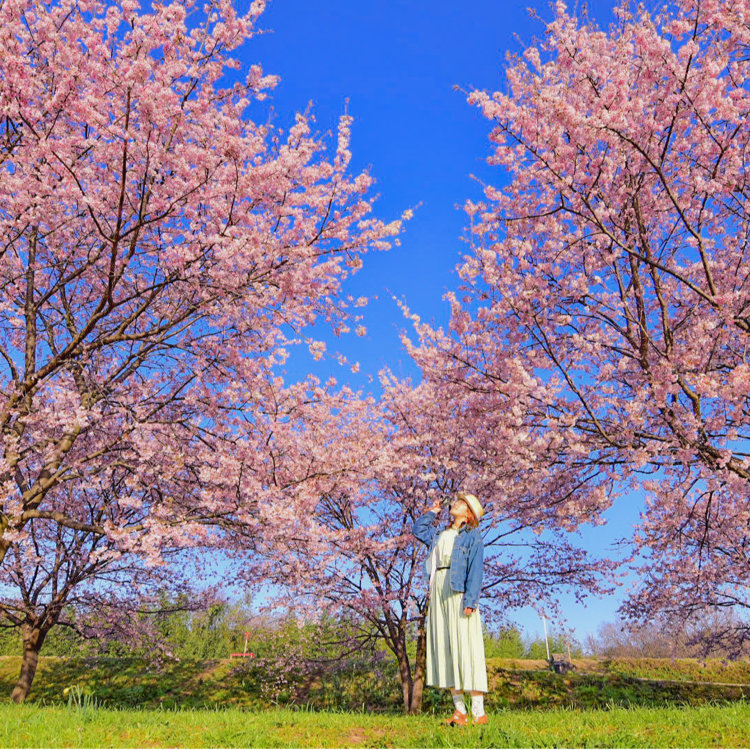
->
(248, 0), (622, 384)
(243, 0), (642, 642)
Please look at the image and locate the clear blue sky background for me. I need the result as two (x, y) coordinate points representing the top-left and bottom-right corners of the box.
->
(243, 0), (643, 644)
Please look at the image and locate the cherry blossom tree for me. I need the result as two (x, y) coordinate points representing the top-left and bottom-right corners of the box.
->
(408, 0), (750, 650)
(0, 479), (214, 702)
(250, 376), (614, 713)
(0, 0), (400, 699)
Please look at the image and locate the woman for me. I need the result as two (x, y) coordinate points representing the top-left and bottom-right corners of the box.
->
(412, 491), (488, 726)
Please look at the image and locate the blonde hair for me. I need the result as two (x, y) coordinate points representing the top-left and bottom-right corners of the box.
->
(455, 492), (480, 529)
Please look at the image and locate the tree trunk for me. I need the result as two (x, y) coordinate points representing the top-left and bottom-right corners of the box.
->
(11, 624), (46, 703)
(410, 614), (428, 713)
(394, 639), (416, 713)
(394, 625), (427, 714)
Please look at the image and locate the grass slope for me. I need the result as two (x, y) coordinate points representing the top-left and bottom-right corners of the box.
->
(2, 703), (749, 748)
(1, 656), (748, 713)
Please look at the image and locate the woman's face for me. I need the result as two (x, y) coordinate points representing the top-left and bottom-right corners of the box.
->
(449, 498), (470, 522)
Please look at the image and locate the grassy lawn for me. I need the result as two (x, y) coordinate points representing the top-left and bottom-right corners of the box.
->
(2, 702), (749, 748)
(1, 656), (748, 747)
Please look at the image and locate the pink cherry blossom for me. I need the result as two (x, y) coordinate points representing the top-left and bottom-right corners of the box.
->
(0, 0), (399, 701)
(408, 0), (750, 652)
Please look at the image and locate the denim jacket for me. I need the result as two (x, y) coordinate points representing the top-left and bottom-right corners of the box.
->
(412, 511), (484, 610)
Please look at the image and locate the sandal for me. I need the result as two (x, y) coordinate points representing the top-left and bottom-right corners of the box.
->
(446, 709), (468, 726)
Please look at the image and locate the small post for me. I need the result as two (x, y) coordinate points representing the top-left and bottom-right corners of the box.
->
(542, 616), (551, 662)
(230, 630), (254, 658)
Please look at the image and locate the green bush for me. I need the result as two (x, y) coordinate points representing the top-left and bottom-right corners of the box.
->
(484, 626), (525, 658)
(525, 632), (583, 659)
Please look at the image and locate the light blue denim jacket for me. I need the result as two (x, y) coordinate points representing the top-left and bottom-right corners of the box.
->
(412, 511), (484, 610)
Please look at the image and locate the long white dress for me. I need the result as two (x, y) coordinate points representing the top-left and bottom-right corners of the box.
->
(425, 528), (488, 692)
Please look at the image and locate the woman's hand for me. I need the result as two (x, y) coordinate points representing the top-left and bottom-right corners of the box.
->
(428, 500), (443, 514)
(464, 607), (475, 617)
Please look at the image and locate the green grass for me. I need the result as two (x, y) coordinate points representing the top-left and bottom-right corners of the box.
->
(496, 657), (750, 684)
(595, 657), (750, 684)
(2, 656), (749, 747)
(1, 656), (749, 713)
(2, 702), (749, 748)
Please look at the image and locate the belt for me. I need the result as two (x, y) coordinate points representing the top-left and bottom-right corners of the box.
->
(436, 566), (450, 570)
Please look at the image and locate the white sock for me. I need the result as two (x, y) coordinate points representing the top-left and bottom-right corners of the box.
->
(452, 693), (467, 714)
(471, 694), (485, 717)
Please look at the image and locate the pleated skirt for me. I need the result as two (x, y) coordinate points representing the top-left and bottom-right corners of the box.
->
(426, 568), (488, 692)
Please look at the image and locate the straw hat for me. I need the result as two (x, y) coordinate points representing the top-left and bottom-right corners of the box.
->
(457, 491), (484, 522)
